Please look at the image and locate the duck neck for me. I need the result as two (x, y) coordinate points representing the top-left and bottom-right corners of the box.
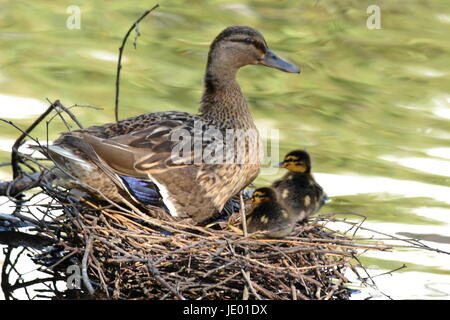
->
(199, 63), (255, 130)
(289, 171), (315, 185)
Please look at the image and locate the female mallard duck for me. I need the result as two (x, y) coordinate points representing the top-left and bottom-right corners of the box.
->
(246, 187), (295, 238)
(39, 26), (300, 223)
(272, 150), (328, 222)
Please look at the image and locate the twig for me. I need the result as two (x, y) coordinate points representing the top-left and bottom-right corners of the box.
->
(45, 99), (84, 130)
(240, 269), (261, 300)
(371, 264), (407, 278)
(239, 193), (248, 237)
(0, 172), (47, 197)
(48, 249), (79, 271)
(352, 254), (393, 300)
(1, 101), (56, 179)
(147, 258), (186, 300)
(81, 235), (95, 295)
(237, 192), (253, 299)
(0, 231), (54, 249)
(200, 272), (240, 296)
(291, 284), (297, 300)
(114, 4), (159, 122)
(250, 280), (279, 299)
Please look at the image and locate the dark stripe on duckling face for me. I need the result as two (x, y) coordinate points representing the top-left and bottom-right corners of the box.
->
(251, 187), (277, 204)
(283, 158), (308, 173)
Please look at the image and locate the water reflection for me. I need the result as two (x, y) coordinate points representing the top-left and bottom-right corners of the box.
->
(315, 173), (450, 205)
(380, 155), (450, 177)
(397, 232), (450, 245)
(0, 95), (48, 119)
(348, 270), (450, 300)
(0, 0), (450, 299)
(86, 50), (121, 62)
(427, 148), (450, 160)
(432, 96), (450, 120)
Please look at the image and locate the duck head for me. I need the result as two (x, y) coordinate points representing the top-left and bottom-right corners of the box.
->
(206, 26), (300, 77)
(276, 150), (312, 173)
(250, 187), (278, 205)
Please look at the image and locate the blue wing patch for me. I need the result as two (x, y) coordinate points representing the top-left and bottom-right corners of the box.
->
(119, 176), (163, 206)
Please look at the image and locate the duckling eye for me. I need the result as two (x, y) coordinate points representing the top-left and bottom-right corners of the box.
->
(244, 37), (252, 44)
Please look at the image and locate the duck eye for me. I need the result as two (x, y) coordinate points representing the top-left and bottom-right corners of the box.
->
(229, 37), (253, 45)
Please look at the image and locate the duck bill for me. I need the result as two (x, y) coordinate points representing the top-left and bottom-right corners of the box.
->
(260, 49), (300, 73)
(273, 162), (285, 168)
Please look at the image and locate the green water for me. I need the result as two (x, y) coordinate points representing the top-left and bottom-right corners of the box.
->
(1, 0), (449, 299)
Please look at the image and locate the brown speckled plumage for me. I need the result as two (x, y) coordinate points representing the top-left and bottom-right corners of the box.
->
(41, 26), (300, 223)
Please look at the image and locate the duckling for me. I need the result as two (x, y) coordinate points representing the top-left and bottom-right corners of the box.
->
(246, 187), (295, 238)
(35, 26), (300, 223)
(272, 150), (327, 222)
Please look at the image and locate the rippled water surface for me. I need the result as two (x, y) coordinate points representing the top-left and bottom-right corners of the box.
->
(1, 0), (450, 299)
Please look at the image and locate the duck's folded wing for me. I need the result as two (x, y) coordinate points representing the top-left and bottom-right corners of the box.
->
(96, 117), (228, 173)
(53, 117), (234, 211)
(52, 134), (165, 206)
(79, 120), (205, 175)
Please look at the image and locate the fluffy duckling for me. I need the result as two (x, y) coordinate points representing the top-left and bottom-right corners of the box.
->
(272, 150), (327, 222)
(246, 187), (295, 238)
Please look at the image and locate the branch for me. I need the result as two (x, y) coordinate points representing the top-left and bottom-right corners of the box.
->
(147, 258), (186, 300)
(2, 101), (57, 179)
(81, 235), (95, 295)
(114, 4), (160, 122)
(0, 231), (55, 250)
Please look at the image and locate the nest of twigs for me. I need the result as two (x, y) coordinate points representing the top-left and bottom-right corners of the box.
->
(2, 189), (358, 300)
(0, 100), (394, 300)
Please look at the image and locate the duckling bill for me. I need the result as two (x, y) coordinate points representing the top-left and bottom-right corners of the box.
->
(34, 26), (301, 224)
(272, 150), (327, 222)
(246, 187), (295, 238)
